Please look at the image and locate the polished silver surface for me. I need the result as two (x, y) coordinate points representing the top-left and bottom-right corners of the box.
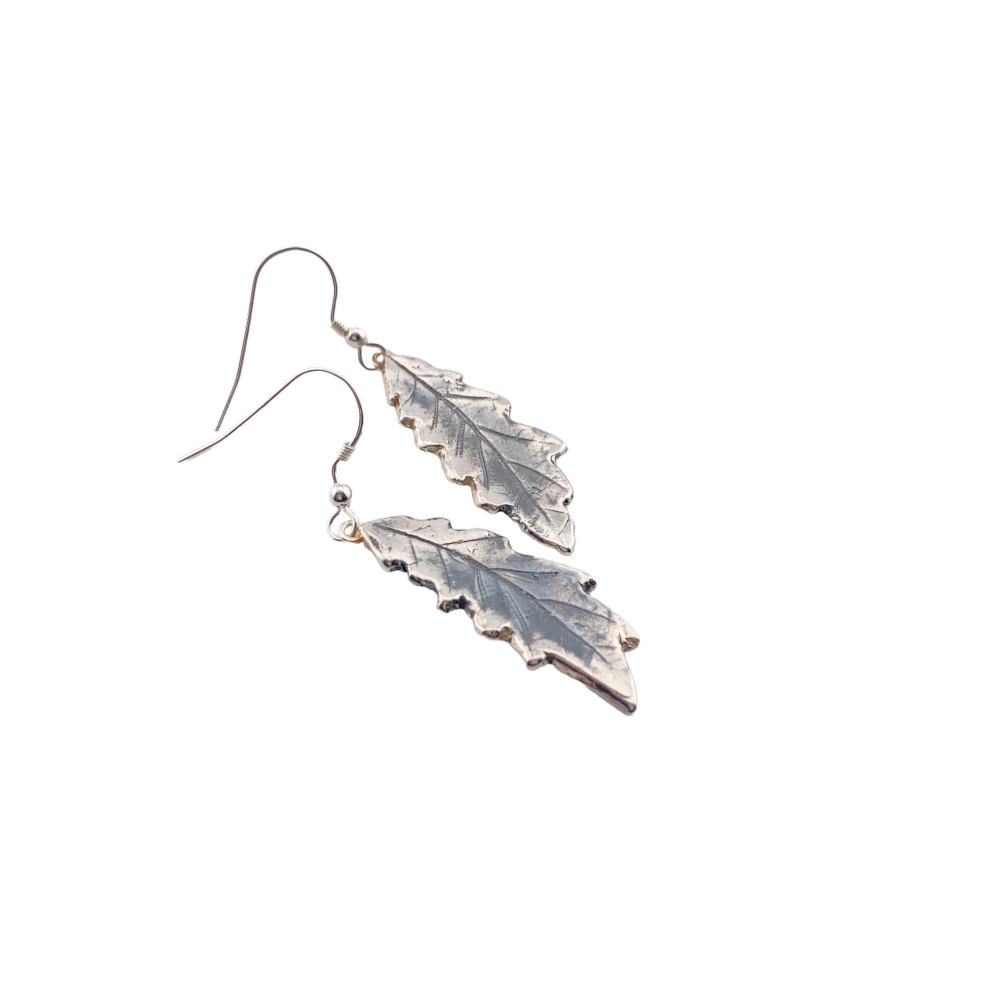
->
(343, 327), (368, 349)
(215, 248), (340, 433)
(359, 516), (637, 713)
(330, 484), (353, 506)
(380, 355), (576, 554)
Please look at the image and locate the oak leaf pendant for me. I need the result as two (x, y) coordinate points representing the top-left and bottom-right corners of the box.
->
(380, 355), (576, 554)
(359, 516), (638, 714)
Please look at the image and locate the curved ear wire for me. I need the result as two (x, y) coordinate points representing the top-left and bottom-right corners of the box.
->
(180, 368), (362, 481)
(215, 248), (340, 432)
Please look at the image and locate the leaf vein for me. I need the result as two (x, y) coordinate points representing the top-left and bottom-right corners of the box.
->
(374, 524), (610, 665)
(392, 360), (560, 535)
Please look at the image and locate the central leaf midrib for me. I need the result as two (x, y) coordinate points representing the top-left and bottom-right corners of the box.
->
(392, 360), (558, 534)
(375, 523), (611, 666)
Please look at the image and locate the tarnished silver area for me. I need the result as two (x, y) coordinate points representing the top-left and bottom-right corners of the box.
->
(360, 516), (637, 714)
(380, 355), (576, 554)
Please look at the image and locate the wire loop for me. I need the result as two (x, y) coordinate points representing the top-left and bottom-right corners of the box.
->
(358, 343), (388, 371)
(328, 507), (363, 543)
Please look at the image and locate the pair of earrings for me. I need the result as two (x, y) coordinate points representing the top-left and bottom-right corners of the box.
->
(180, 247), (640, 714)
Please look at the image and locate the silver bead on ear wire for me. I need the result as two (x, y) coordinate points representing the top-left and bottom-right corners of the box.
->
(344, 328), (368, 349)
(330, 483), (352, 506)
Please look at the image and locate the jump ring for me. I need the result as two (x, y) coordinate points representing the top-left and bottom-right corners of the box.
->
(328, 507), (362, 543)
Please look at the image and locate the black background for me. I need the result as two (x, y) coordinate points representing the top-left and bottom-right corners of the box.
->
(162, 236), (648, 738)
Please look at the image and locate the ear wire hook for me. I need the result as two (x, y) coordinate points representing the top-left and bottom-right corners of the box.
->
(174, 367), (365, 543)
(215, 248), (339, 432)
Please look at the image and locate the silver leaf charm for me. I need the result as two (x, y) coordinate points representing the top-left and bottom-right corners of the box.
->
(380, 355), (576, 554)
(360, 516), (638, 714)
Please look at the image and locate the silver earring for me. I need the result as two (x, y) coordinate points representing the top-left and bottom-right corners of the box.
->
(214, 248), (577, 554)
(181, 367), (639, 715)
